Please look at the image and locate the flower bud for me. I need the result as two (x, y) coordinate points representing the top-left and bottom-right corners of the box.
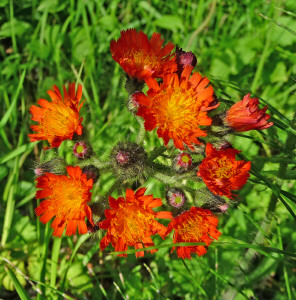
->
(34, 157), (67, 177)
(110, 142), (148, 180)
(174, 153), (192, 172)
(125, 75), (145, 95)
(175, 47), (197, 75)
(82, 165), (100, 183)
(166, 188), (186, 208)
(127, 91), (141, 114)
(73, 141), (92, 159)
(199, 191), (229, 214)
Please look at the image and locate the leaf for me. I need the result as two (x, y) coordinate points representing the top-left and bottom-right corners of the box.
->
(0, 20), (31, 38)
(154, 15), (184, 31)
(37, 0), (66, 13)
(270, 62), (288, 83)
(99, 16), (118, 32)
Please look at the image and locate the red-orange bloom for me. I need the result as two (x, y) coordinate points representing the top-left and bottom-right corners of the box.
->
(166, 207), (221, 259)
(226, 93), (273, 132)
(135, 66), (219, 150)
(110, 29), (177, 81)
(197, 143), (251, 199)
(28, 83), (84, 148)
(99, 188), (173, 257)
(35, 166), (93, 237)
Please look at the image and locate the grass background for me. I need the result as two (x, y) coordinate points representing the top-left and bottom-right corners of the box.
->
(1, 0), (296, 299)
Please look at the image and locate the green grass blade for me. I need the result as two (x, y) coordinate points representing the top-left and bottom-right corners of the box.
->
(4, 265), (31, 300)
(0, 143), (36, 164)
(50, 237), (62, 290)
(181, 259), (207, 297)
(0, 69), (26, 130)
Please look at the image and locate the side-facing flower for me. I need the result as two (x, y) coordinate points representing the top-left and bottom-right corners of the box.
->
(197, 143), (251, 199)
(110, 29), (176, 81)
(226, 93), (273, 132)
(135, 66), (219, 150)
(99, 188), (172, 257)
(29, 83), (84, 148)
(166, 207), (221, 259)
(35, 166), (93, 237)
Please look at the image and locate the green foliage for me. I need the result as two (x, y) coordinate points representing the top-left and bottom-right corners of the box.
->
(1, 0), (296, 299)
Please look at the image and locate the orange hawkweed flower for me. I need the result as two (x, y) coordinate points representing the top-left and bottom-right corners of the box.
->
(35, 166), (93, 237)
(166, 207), (221, 259)
(197, 143), (251, 199)
(135, 66), (219, 150)
(99, 188), (173, 257)
(226, 93), (273, 132)
(110, 29), (177, 81)
(28, 83), (84, 148)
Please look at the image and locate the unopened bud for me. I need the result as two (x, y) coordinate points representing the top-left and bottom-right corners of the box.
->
(82, 165), (100, 183)
(125, 75), (145, 95)
(200, 191), (229, 214)
(111, 142), (147, 180)
(34, 157), (67, 177)
(127, 91), (141, 114)
(176, 47), (197, 74)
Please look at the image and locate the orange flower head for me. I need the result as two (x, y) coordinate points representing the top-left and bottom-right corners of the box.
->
(28, 83), (84, 148)
(110, 29), (177, 81)
(226, 93), (273, 132)
(99, 188), (173, 257)
(166, 207), (221, 259)
(35, 166), (93, 237)
(197, 143), (251, 199)
(135, 66), (219, 150)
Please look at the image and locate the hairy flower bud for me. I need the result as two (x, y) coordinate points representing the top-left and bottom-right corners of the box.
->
(175, 47), (197, 75)
(110, 142), (148, 180)
(82, 165), (100, 183)
(127, 91), (141, 114)
(34, 157), (67, 177)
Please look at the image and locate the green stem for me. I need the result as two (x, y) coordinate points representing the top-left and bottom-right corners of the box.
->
(148, 145), (168, 162)
(135, 116), (146, 145)
(50, 237), (62, 297)
(78, 158), (111, 170)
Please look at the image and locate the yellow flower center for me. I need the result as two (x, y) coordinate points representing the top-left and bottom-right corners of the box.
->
(178, 215), (205, 242)
(181, 155), (190, 163)
(76, 145), (85, 154)
(131, 50), (160, 70)
(111, 203), (156, 244)
(152, 87), (203, 133)
(213, 157), (235, 179)
(49, 178), (86, 220)
(41, 102), (79, 141)
(175, 196), (182, 204)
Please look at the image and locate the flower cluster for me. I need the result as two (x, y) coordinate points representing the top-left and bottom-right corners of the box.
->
(28, 29), (273, 259)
